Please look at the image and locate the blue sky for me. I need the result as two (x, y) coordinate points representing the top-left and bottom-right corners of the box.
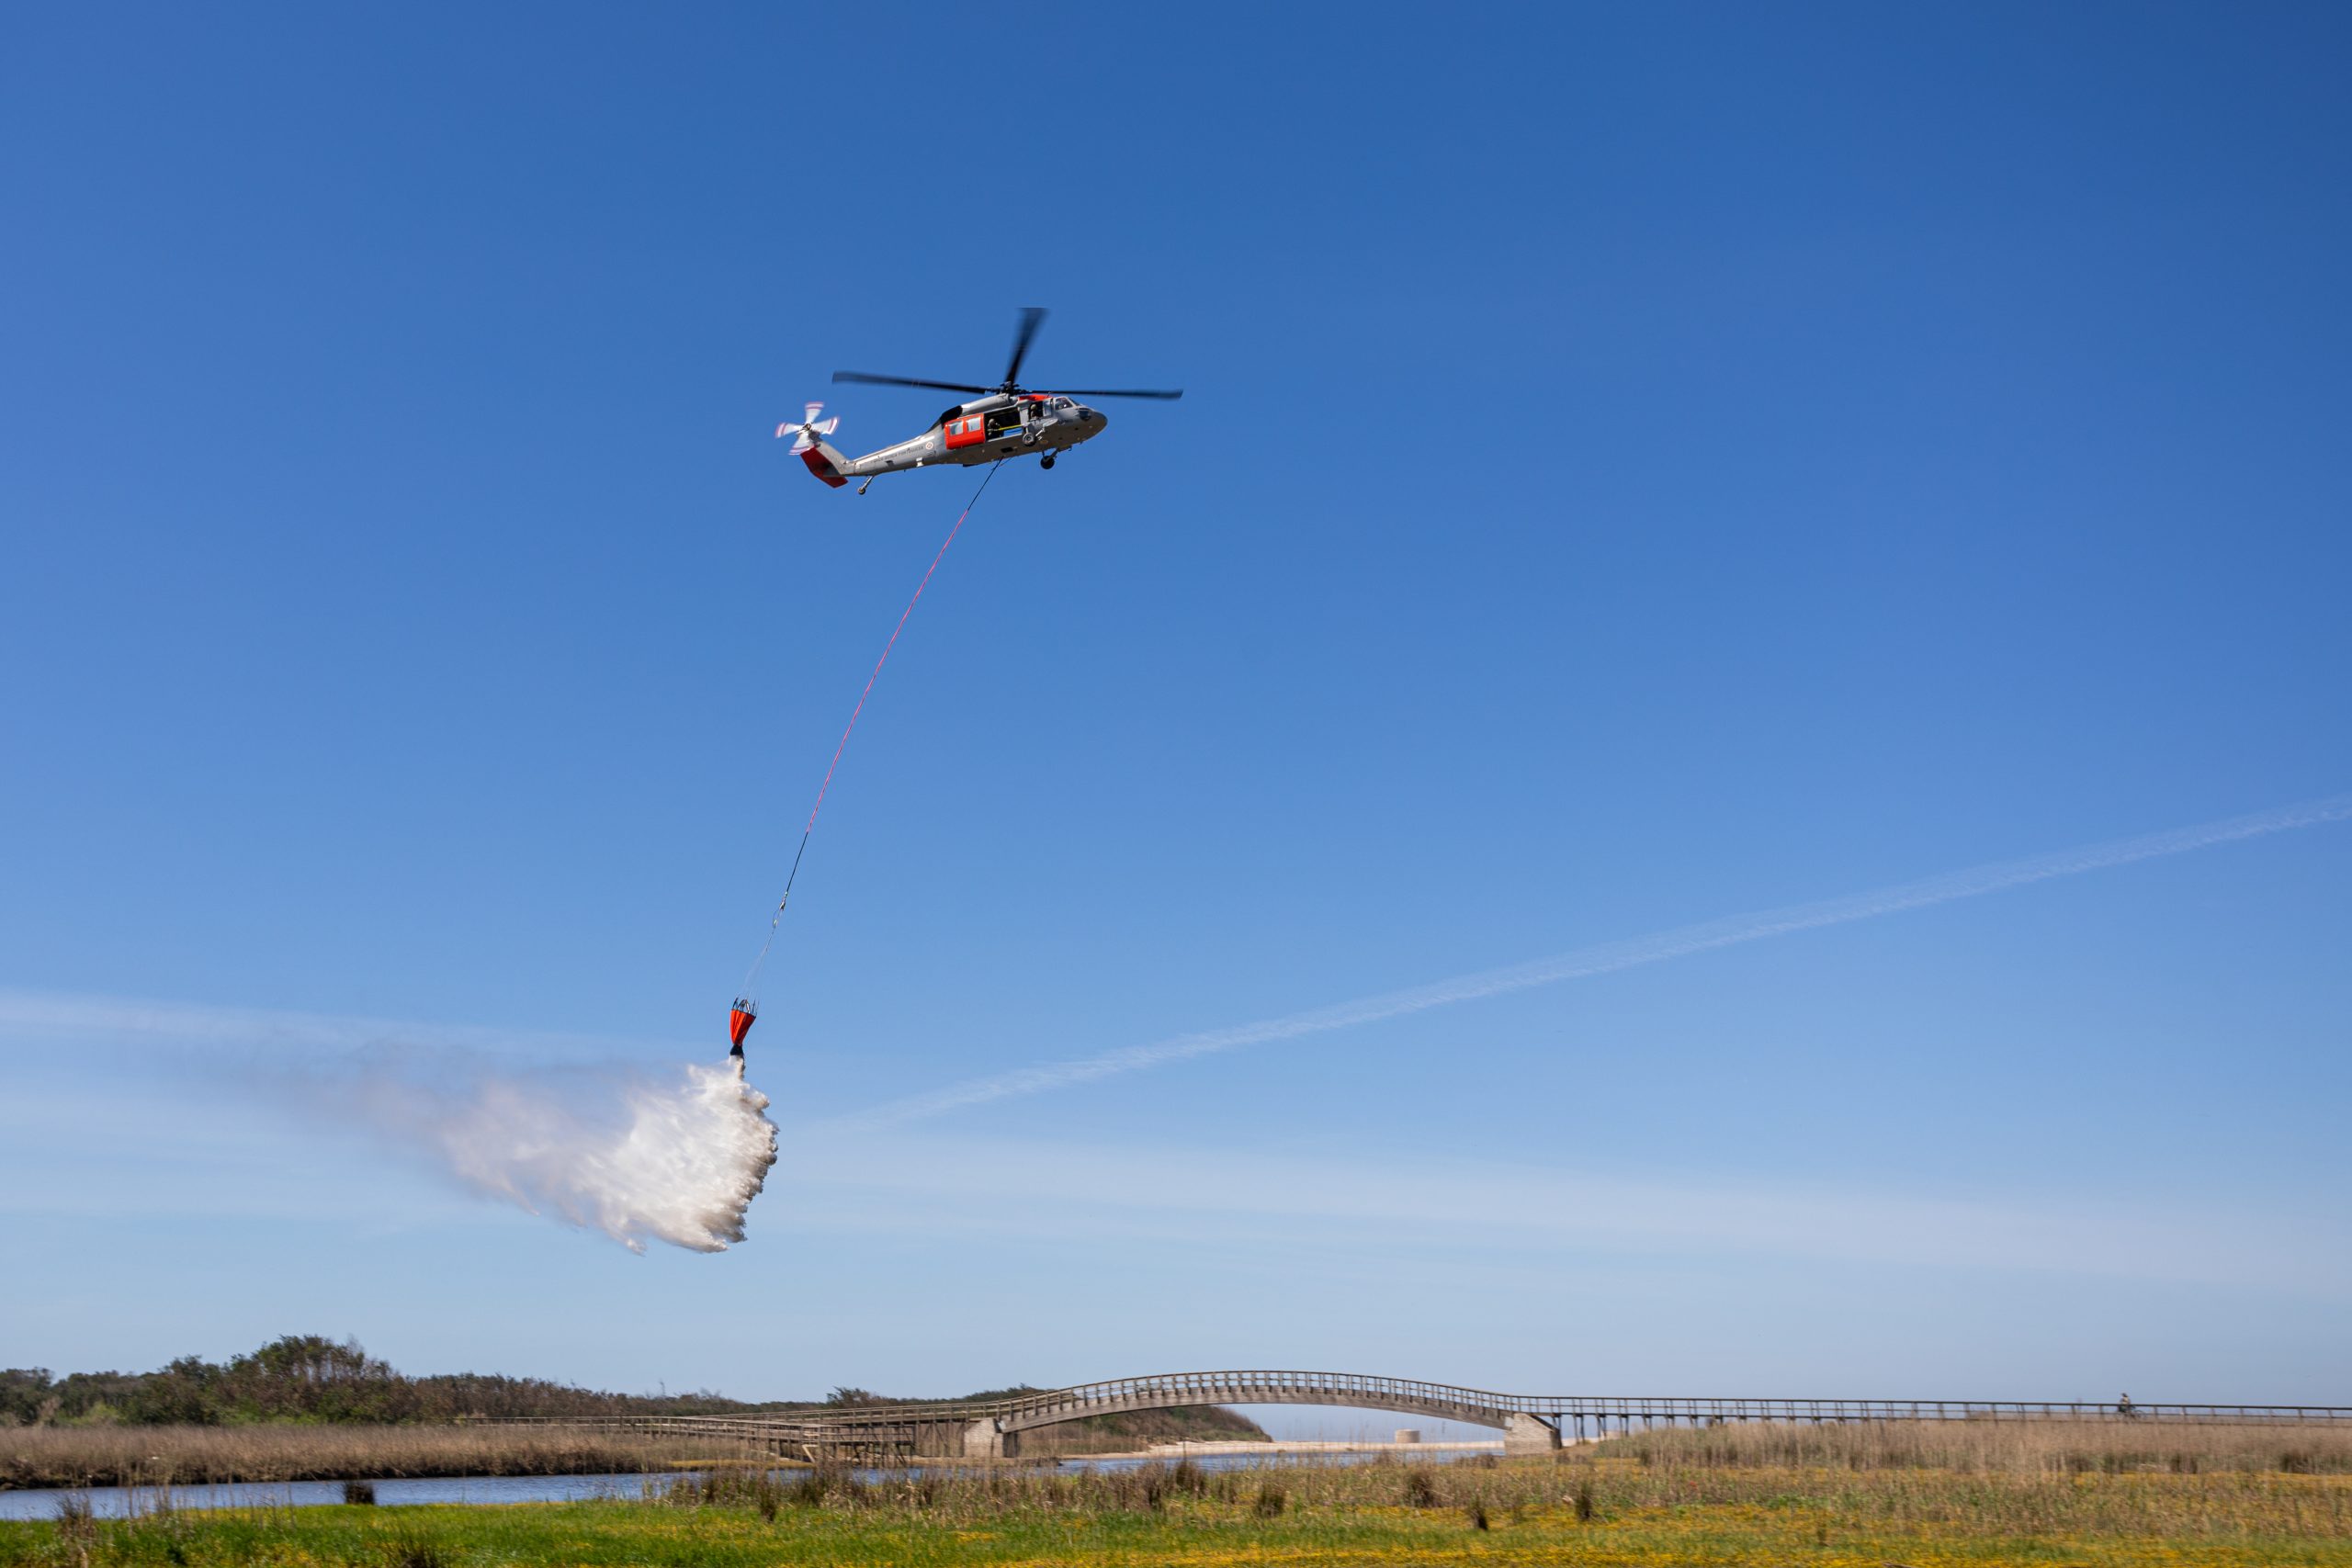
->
(5, 2), (2350, 1428)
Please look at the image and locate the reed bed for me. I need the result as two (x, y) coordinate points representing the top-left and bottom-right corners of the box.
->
(1607, 1416), (2352, 1476)
(0, 1423), (731, 1490)
(628, 1439), (2352, 1541)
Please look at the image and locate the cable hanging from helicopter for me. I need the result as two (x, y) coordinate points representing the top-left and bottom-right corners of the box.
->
(729, 463), (996, 1060)
(730, 309), (1182, 1063)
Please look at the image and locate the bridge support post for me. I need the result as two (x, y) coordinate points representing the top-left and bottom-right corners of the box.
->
(1503, 1413), (1561, 1457)
(962, 1418), (1020, 1460)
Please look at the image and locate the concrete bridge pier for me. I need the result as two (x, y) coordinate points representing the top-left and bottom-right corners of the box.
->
(1503, 1413), (1561, 1456)
(962, 1417), (1020, 1460)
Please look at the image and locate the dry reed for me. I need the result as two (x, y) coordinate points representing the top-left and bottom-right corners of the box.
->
(1605, 1416), (2352, 1476)
(617, 1427), (2352, 1541)
(0, 1423), (732, 1491)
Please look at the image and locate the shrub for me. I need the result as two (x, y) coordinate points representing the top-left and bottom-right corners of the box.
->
(1402, 1468), (1439, 1507)
(1252, 1481), (1286, 1517)
(342, 1479), (377, 1506)
(382, 1534), (447, 1568)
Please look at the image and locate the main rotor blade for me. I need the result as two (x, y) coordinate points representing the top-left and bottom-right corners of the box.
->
(1051, 387), (1185, 400)
(832, 372), (992, 394)
(1002, 307), (1048, 389)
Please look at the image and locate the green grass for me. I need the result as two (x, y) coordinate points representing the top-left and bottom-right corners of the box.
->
(4, 1444), (2350, 1568)
(4, 1493), (2349, 1567)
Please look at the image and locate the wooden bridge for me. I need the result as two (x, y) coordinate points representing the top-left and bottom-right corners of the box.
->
(485, 1370), (2352, 1461)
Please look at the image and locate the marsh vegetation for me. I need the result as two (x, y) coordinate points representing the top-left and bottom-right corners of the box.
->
(1, 1337), (1265, 1489)
(3, 1421), (2348, 1564)
(0, 1423), (719, 1491)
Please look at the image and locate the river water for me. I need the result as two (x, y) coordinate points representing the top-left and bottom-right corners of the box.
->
(0, 1472), (659, 1521)
(0, 1448), (1488, 1521)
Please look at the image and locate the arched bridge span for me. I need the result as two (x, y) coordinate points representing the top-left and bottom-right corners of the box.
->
(997, 1371), (1519, 1434)
(495, 1370), (2352, 1461)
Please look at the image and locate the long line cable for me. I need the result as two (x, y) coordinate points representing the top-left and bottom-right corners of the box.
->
(740, 461), (1001, 1000)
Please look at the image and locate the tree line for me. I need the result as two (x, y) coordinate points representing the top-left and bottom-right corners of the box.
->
(0, 1335), (758, 1427)
(2, 1337), (1271, 1441)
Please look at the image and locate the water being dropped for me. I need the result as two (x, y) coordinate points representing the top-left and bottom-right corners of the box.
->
(309, 1054), (780, 1254)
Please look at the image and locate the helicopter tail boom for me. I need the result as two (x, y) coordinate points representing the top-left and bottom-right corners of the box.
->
(798, 440), (850, 488)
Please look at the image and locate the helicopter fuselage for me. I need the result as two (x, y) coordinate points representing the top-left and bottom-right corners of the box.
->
(798, 309), (1177, 489)
(824, 393), (1106, 484)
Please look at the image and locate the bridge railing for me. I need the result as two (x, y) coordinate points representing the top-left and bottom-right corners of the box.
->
(459, 1372), (2352, 1433)
(982, 1372), (2352, 1427)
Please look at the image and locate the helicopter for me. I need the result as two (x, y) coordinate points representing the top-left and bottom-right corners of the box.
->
(782, 308), (1182, 492)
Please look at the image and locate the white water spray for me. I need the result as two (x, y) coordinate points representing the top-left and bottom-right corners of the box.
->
(308, 1055), (779, 1253)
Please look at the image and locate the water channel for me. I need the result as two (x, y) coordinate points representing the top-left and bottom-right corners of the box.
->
(0, 1446), (1497, 1521)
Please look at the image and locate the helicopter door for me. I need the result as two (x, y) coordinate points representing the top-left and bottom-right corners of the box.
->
(983, 404), (1025, 441)
(943, 413), (987, 450)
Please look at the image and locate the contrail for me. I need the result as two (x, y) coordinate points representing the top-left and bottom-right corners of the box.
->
(832, 792), (2352, 1129)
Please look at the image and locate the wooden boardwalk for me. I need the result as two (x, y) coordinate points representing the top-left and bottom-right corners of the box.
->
(478, 1369), (2352, 1461)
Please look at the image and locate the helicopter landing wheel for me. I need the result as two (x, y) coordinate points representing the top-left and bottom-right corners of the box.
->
(1040, 454), (1056, 470)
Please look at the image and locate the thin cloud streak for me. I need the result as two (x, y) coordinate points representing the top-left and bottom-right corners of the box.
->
(831, 792), (2352, 1129)
(767, 1130), (2351, 1296)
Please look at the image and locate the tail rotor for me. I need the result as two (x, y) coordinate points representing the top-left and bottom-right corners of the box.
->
(779, 401), (841, 453)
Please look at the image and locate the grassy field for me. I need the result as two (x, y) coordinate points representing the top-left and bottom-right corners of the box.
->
(4, 1421), (2348, 1566)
